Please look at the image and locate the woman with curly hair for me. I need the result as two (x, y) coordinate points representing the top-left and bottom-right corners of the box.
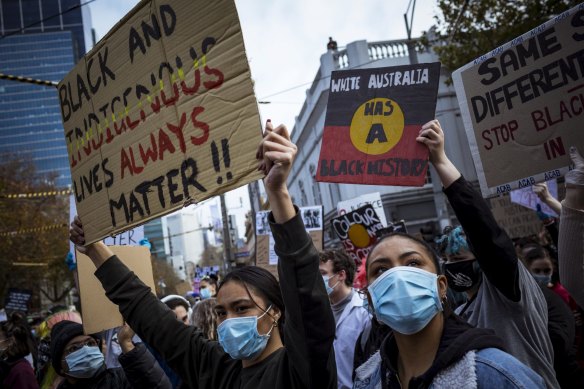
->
(190, 299), (218, 341)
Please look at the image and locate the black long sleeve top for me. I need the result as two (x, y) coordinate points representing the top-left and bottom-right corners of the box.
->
(93, 209), (337, 389)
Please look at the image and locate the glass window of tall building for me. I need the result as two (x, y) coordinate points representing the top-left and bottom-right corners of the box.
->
(0, 0), (92, 188)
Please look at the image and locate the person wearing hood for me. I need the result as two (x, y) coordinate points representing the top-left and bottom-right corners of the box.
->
(353, 227), (544, 388)
(423, 120), (559, 388)
(50, 320), (171, 388)
(68, 121), (337, 389)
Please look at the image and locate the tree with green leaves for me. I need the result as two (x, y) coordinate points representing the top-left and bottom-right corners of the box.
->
(426, 0), (580, 79)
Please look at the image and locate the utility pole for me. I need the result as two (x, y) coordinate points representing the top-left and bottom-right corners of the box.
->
(404, 0), (418, 64)
(220, 194), (234, 271)
(247, 180), (262, 234)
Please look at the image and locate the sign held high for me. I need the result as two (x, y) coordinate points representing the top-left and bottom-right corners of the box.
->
(60, 0), (262, 244)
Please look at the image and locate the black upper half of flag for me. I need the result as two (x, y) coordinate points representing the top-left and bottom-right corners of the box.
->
(325, 62), (441, 126)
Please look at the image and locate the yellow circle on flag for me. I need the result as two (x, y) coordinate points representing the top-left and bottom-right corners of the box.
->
(349, 98), (405, 155)
(348, 224), (371, 248)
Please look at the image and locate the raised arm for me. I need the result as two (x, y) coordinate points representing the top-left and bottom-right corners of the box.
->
(417, 120), (520, 301)
(559, 147), (584, 308)
(70, 220), (237, 388)
(533, 183), (563, 217)
(259, 122), (337, 388)
(117, 323), (172, 389)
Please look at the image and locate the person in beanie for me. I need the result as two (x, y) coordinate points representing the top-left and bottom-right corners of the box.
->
(50, 320), (171, 388)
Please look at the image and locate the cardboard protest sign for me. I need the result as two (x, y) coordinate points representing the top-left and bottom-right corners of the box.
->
(453, 4), (584, 198)
(255, 207), (324, 277)
(4, 288), (32, 313)
(317, 63), (441, 186)
(77, 246), (156, 334)
(337, 192), (388, 226)
(510, 180), (559, 216)
(255, 234), (277, 278)
(331, 204), (385, 264)
(69, 195), (144, 256)
(490, 195), (542, 239)
(61, 0), (262, 244)
(300, 206), (324, 231)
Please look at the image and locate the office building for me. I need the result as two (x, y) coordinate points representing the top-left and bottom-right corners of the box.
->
(0, 0), (92, 187)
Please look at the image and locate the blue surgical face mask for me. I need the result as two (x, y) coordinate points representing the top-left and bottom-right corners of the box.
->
(322, 274), (340, 295)
(200, 288), (212, 300)
(532, 273), (552, 287)
(218, 305), (275, 360)
(64, 345), (105, 379)
(369, 267), (442, 335)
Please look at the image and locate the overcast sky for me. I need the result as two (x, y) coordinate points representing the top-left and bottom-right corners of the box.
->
(88, 0), (438, 130)
(85, 0), (439, 238)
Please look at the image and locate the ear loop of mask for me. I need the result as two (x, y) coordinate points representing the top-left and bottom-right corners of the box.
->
(329, 273), (341, 290)
(239, 280), (279, 330)
(257, 305), (277, 336)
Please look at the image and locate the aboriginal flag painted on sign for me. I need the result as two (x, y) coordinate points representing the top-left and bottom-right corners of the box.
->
(316, 62), (441, 186)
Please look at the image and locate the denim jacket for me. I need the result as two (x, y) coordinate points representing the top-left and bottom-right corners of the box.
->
(354, 347), (545, 389)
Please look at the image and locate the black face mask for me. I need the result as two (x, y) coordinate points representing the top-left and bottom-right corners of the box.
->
(443, 259), (481, 292)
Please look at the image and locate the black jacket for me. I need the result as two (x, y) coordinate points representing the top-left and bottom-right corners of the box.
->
(94, 210), (337, 389)
(57, 343), (171, 389)
(58, 368), (129, 389)
(379, 314), (505, 389)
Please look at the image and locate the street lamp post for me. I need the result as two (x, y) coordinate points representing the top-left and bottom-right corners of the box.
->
(220, 194), (234, 271)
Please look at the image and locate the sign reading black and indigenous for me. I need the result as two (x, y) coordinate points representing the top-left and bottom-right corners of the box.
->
(4, 288), (32, 313)
(317, 63), (441, 186)
(331, 204), (385, 264)
(60, 0), (262, 244)
(453, 4), (584, 198)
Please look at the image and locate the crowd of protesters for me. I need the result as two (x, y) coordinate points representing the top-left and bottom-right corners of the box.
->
(1, 118), (583, 388)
